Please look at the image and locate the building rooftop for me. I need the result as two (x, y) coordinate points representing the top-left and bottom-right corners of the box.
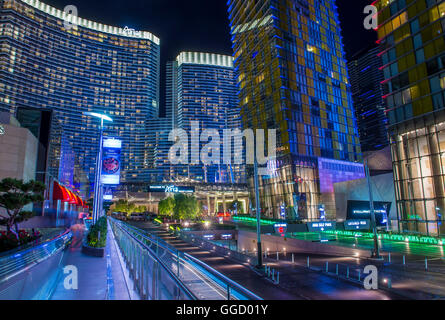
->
(20, 0), (160, 44)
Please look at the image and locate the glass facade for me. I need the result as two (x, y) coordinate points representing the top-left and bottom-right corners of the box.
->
(227, 0), (363, 219)
(376, 0), (445, 235)
(348, 46), (389, 152)
(0, 0), (161, 186)
(168, 52), (245, 184)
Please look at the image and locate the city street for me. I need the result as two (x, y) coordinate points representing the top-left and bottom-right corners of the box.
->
(129, 221), (405, 300)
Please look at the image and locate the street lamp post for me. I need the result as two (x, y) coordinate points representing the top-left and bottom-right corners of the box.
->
(253, 154), (263, 268)
(84, 112), (113, 224)
(365, 160), (381, 259)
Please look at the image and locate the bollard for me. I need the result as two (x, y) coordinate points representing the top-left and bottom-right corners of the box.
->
(388, 252), (391, 263)
(272, 269), (275, 281)
(387, 278), (392, 289)
(346, 267), (349, 278)
(307, 256), (310, 268)
(326, 261), (329, 273)
(358, 270), (361, 281)
(292, 253), (295, 264)
(277, 252), (279, 261)
(425, 258), (428, 271)
(336, 264), (339, 275)
(403, 255), (406, 265)
(276, 272), (280, 284)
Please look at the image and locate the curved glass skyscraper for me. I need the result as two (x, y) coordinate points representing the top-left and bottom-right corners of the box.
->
(0, 0), (161, 188)
(227, 0), (364, 219)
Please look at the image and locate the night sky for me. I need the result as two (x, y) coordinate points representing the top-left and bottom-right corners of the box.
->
(43, 0), (377, 114)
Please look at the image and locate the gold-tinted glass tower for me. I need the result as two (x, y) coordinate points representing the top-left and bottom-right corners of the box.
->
(227, 0), (364, 220)
(375, 0), (445, 235)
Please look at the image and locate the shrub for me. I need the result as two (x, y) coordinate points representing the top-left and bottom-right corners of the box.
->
(0, 229), (42, 253)
(87, 216), (108, 248)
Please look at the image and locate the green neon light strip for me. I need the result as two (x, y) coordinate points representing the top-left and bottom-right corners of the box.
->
(232, 215), (276, 225)
(323, 230), (445, 246)
(154, 218), (163, 225)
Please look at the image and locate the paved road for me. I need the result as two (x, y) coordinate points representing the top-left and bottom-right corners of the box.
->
(289, 232), (445, 259)
(267, 251), (445, 300)
(130, 222), (405, 300)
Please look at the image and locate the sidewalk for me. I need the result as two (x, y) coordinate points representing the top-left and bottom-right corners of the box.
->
(49, 223), (136, 300)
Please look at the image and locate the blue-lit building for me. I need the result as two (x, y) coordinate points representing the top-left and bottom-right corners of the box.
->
(0, 0), (161, 190)
(348, 46), (389, 152)
(166, 52), (245, 184)
(145, 61), (177, 183)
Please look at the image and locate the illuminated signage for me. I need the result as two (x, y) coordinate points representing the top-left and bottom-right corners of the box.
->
(121, 26), (142, 37)
(280, 204), (286, 217)
(149, 185), (195, 193)
(101, 138), (122, 185)
(221, 234), (232, 240)
(347, 201), (391, 227)
(0, 125), (4, 135)
(203, 234), (215, 240)
(274, 223), (288, 236)
(344, 219), (370, 231)
(307, 221), (335, 232)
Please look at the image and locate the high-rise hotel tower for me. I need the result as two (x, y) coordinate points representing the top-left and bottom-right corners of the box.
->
(375, 0), (445, 235)
(167, 52), (245, 184)
(227, 0), (364, 219)
(0, 0), (161, 188)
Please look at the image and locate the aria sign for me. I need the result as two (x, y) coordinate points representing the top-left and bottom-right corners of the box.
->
(121, 26), (142, 37)
(149, 185), (195, 194)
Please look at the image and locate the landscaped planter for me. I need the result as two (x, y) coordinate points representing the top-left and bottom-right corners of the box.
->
(81, 242), (105, 257)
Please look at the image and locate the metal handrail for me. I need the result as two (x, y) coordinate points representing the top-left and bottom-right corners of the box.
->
(183, 251), (263, 300)
(111, 219), (197, 300)
(0, 229), (72, 284)
(111, 218), (263, 300)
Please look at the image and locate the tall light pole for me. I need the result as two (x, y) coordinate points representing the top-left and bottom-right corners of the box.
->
(253, 154), (263, 268)
(365, 160), (381, 259)
(84, 112), (113, 224)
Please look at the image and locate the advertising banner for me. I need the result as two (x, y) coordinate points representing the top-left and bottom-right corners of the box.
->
(101, 138), (122, 185)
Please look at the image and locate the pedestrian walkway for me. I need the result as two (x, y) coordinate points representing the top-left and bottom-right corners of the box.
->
(49, 223), (137, 300)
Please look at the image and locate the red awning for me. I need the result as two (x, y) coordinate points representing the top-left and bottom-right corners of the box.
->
(53, 182), (70, 202)
(66, 189), (77, 204)
(53, 182), (85, 205)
